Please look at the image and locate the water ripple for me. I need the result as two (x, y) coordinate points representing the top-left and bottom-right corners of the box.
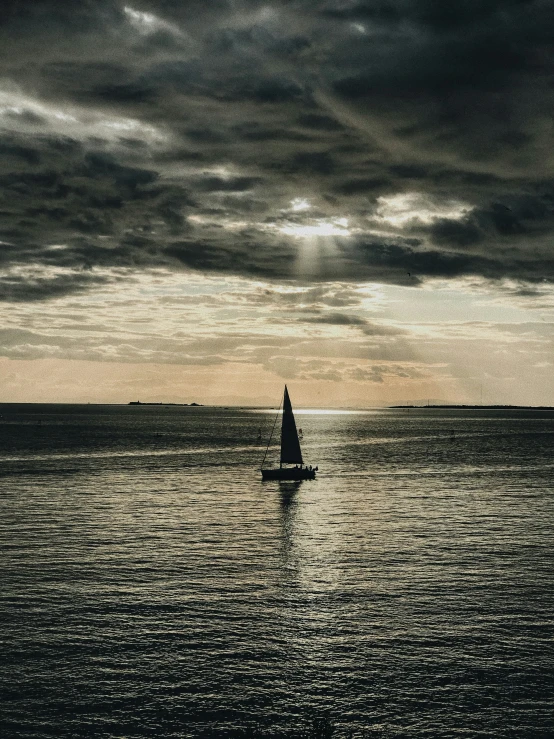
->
(1, 405), (553, 737)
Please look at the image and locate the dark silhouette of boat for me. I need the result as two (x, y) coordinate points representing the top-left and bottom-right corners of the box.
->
(261, 386), (317, 480)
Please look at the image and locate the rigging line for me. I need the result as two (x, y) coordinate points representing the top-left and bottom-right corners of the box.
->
(260, 394), (283, 470)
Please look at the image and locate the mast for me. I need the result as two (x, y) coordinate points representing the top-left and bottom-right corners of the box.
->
(280, 385), (303, 467)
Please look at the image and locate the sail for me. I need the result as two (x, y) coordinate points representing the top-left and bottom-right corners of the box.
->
(280, 385), (303, 464)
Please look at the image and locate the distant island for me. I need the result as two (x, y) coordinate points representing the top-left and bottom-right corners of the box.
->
(128, 401), (203, 406)
(391, 404), (554, 410)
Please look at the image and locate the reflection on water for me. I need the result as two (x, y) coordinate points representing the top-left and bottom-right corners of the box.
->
(278, 482), (300, 588)
(279, 480), (302, 505)
(1, 404), (553, 737)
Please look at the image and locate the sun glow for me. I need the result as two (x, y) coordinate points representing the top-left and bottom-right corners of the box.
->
(279, 218), (350, 238)
(290, 198), (312, 212)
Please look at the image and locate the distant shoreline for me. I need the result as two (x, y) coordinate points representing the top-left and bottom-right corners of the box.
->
(390, 404), (554, 410)
(0, 402), (552, 411)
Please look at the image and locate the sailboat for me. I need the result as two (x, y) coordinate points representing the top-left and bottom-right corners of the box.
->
(261, 386), (317, 480)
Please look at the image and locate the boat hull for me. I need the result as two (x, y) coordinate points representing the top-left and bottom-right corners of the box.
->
(261, 467), (316, 480)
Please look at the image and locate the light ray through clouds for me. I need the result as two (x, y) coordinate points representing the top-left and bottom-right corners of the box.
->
(1, 0), (554, 404)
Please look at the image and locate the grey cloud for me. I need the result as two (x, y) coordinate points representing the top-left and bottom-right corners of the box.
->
(303, 367), (343, 382)
(302, 313), (402, 337)
(0, 270), (109, 302)
(289, 152), (336, 176)
(244, 285), (364, 309)
(337, 177), (391, 195)
(286, 337), (416, 362)
(304, 312), (368, 325)
(349, 362), (425, 382)
(1, 0), (554, 299)
(360, 322), (404, 337)
(261, 355), (423, 383)
(0, 139), (41, 166)
(0, 320), (234, 364)
(296, 114), (345, 132)
(193, 175), (263, 193)
(428, 218), (484, 248)
(423, 192), (554, 261)
(349, 366), (385, 383)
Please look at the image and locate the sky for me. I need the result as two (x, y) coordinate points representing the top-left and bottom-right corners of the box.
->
(1, 0), (553, 407)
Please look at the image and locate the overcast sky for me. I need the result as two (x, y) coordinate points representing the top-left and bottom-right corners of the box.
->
(1, 0), (553, 405)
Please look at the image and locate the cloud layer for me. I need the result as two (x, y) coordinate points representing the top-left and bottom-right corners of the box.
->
(1, 0), (554, 300)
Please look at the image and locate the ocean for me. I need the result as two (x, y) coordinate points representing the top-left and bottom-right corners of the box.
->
(1, 404), (553, 738)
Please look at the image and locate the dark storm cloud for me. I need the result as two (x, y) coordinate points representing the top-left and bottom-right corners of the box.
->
(0, 269), (109, 302)
(2, 0), (554, 300)
(427, 192), (554, 248)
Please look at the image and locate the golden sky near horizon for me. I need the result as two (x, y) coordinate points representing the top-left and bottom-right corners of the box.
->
(1, 2), (554, 406)
(1, 268), (552, 406)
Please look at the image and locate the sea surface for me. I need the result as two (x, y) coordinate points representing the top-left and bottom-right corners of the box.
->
(1, 404), (553, 738)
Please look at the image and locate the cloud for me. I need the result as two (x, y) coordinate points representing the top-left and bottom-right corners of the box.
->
(0, 265), (110, 302)
(1, 0), (554, 301)
(303, 311), (404, 336)
(242, 284), (367, 309)
(304, 311), (368, 326)
(261, 352), (429, 384)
